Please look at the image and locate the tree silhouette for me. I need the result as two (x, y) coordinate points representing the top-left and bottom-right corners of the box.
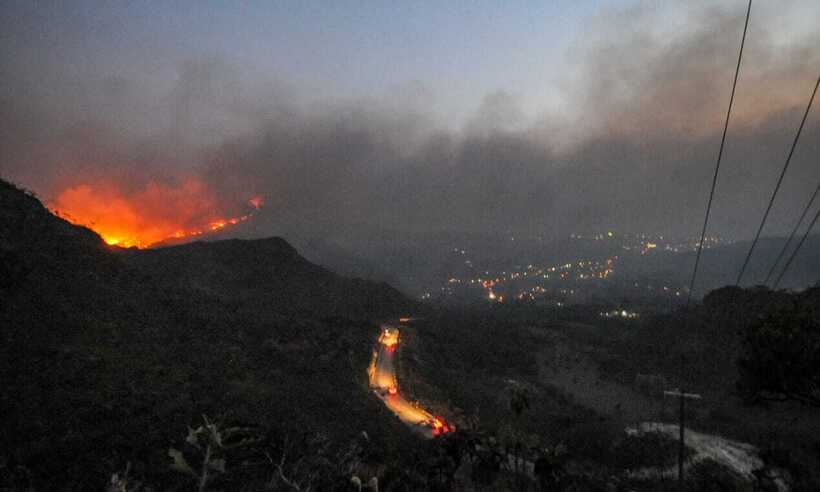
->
(737, 299), (820, 407)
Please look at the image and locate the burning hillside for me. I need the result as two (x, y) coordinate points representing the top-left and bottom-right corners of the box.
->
(47, 177), (262, 248)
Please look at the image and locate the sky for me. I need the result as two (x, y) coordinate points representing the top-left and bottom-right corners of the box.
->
(1, 0), (819, 244)
(2, 0), (618, 125)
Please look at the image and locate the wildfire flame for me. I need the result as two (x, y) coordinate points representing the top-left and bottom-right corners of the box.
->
(48, 178), (263, 248)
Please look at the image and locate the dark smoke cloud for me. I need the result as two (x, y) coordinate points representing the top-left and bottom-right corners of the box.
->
(1, 2), (818, 245)
(552, 2), (820, 238)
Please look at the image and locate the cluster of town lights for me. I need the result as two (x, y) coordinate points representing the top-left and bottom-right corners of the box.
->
(438, 257), (616, 304)
(424, 231), (726, 303)
(600, 309), (640, 319)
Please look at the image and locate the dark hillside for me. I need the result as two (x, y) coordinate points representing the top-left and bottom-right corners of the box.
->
(0, 178), (417, 490)
(617, 237), (820, 297)
(126, 237), (411, 319)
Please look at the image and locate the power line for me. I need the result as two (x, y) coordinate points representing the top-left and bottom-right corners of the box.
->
(773, 201), (820, 290)
(763, 182), (820, 285)
(677, 1), (752, 487)
(735, 74), (820, 286)
(684, 0), (752, 308)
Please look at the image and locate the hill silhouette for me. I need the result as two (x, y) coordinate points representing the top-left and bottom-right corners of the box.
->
(0, 178), (418, 489)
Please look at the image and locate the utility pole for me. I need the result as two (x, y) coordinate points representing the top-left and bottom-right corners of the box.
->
(663, 389), (702, 487)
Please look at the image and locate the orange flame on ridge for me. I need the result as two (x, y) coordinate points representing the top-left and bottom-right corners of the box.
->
(48, 178), (263, 248)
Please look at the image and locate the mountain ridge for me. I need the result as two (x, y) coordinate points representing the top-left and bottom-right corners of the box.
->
(0, 177), (418, 489)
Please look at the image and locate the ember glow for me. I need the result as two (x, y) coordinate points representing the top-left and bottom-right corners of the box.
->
(48, 178), (263, 248)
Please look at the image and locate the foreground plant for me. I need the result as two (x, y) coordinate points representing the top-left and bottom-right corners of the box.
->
(168, 415), (257, 491)
(107, 462), (142, 492)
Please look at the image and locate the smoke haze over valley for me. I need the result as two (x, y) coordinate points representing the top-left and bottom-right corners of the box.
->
(3, 1), (819, 246)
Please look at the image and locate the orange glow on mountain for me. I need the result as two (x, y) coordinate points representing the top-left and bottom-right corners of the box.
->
(48, 178), (262, 248)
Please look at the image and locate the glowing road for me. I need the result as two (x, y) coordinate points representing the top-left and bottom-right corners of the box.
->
(368, 324), (451, 437)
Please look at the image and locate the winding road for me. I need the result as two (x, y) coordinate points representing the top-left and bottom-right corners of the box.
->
(368, 324), (451, 438)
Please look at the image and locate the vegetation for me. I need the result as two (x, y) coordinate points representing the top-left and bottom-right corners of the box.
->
(0, 178), (417, 489)
(4, 177), (820, 490)
(736, 291), (820, 407)
(399, 290), (820, 490)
